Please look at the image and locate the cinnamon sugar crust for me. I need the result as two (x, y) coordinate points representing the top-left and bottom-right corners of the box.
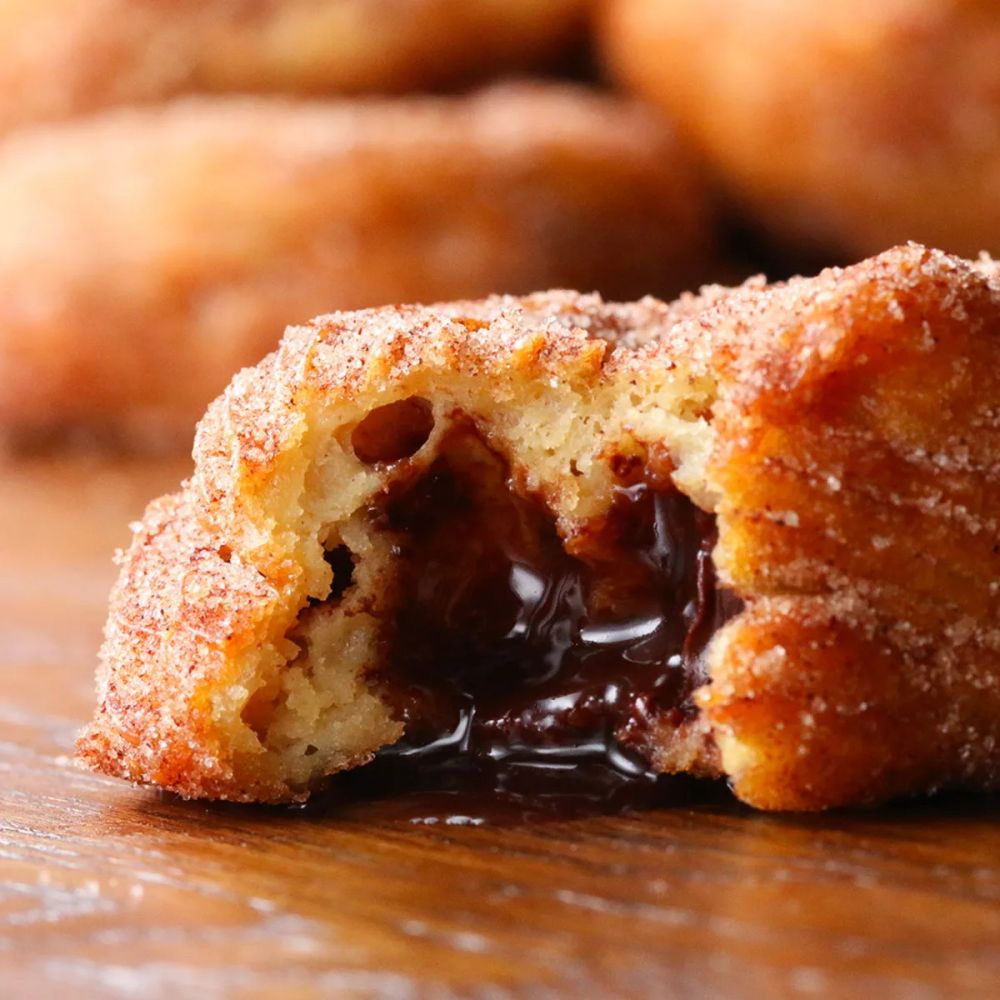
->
(79, 244), (1000, 809)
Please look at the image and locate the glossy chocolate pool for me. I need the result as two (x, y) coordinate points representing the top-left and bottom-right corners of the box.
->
(338, 431), (740, 817)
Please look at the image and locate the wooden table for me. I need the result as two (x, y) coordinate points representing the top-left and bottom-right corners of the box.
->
(1, 455), (997, 999)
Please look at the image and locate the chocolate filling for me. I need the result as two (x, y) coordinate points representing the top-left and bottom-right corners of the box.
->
(343, 428), (741, 812)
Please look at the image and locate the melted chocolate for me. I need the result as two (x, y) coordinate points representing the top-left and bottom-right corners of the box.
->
(341, 431), (741, 817)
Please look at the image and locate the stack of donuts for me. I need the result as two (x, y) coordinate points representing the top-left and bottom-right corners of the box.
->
(1, 0), (996, 447)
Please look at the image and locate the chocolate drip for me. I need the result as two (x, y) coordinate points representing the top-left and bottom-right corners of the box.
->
(339, 431), (742, 815)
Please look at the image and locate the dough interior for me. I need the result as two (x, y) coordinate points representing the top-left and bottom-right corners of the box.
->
(222, 319), (724, 795)
(246, 407), (733, 797)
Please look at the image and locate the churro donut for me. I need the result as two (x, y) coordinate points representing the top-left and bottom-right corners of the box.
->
(0, 84), (710, 449)
(78, 244), (1000, 810)
(0, 0), (588, 133)
(601, 0), (1000, 258)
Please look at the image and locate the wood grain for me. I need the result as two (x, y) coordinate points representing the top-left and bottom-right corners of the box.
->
(1, 456), (997, 999)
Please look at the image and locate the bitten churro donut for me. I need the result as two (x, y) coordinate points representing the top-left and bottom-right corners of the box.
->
(0, 0), (587, 132)
(0, 84), (710, 449)
(78, 244), (1000, 811)
(601, 0), (1000, 258)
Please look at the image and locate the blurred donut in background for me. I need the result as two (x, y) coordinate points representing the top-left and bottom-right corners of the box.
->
(0, 0), (589, 132)
(602, 0), (1000, 258)
(0, 84), (712, 449)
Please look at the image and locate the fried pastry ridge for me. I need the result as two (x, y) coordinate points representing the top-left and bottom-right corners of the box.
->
(79, 245), (1000, 809)
(703, 246), (1000, 807)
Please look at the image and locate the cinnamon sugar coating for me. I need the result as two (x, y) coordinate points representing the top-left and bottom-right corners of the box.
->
(0, 85), (710, 449)
(79, 244), (1000, 809)
(0, 0), (586, 132)
(601, 0), (1000, 258)
(702, 244), (1000, 807)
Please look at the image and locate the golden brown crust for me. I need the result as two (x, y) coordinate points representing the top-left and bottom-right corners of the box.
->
(701, 244), (1000, 807)
(0, 0), (587, 131)
(0, 85), (711, 449)
(601, 0), (1000, 258)
(79, 244), (1000, 809)
(82, 490), (282, 800)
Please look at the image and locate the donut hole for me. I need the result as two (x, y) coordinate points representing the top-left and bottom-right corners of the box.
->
(323, 544), (356, 602)
(351, 396), (434, 465)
